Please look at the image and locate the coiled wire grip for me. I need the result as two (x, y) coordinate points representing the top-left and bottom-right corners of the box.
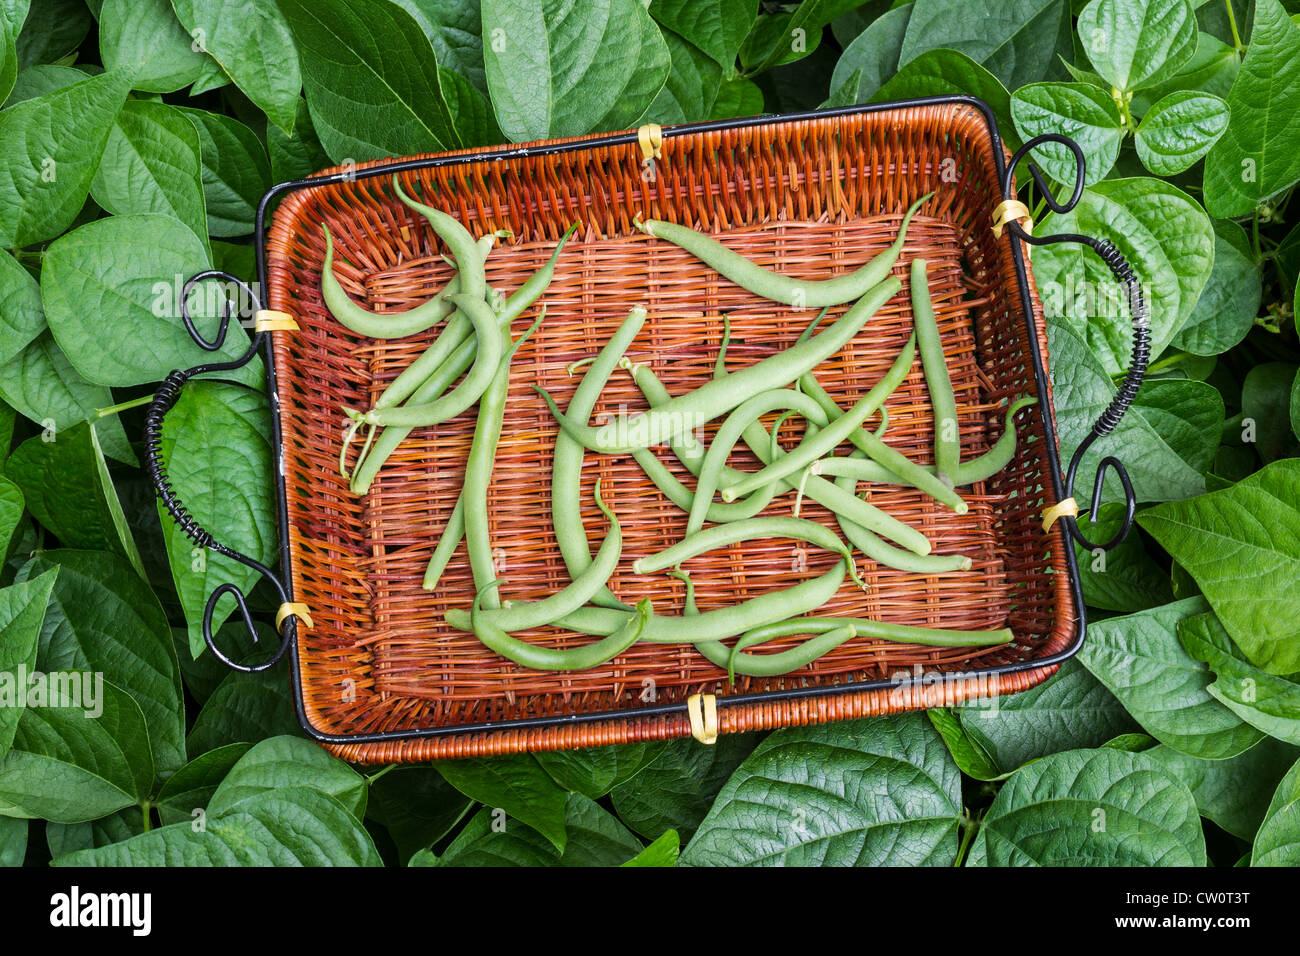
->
(144, 271), (298, 672)
(1001, 134), (1150, 552)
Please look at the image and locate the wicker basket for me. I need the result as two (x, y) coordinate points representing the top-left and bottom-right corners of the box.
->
(150, 98), (1109, 764)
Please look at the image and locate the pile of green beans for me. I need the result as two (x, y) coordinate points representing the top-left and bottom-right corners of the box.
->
(333, 190), (1031, 678)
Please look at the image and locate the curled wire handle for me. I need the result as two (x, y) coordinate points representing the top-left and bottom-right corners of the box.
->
(1002, 135), (1150, 551)
(145, 270), (293, 673)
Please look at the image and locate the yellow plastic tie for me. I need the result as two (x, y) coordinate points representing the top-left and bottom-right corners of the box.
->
(686, 693), (719, 745)
(254, 309), (299, 332)
(1041, 497), (1079, 533)
(991, 199), (1034, 240)
(637, 123), (663, 162)
(275, 602), (314, 633)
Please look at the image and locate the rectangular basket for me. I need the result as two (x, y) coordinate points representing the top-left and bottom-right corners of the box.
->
(255, 97), (1083, 763)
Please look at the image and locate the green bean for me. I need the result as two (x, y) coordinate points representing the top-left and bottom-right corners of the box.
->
(422, 495), (465, 591)
(719, 333), (920, 503)
(735, 616), (1013, 651)
(833, 464), (971, 573)
(350, 293), (503, 428)
(468, 479), (623, 631)
(620, 358), (706, 470)
(634, 192), (931, 308)
(634, 515), (866, 591)
(667, 567), (698, 615)
(321, 224), (459, 338)
(710, 624), (859, 682)
(911, 258), (960, 487)
(551, 307), (646, 611)
(629, 445), (778, 523)
(534, 276), (901, 454)
(469, 588), (651, 672)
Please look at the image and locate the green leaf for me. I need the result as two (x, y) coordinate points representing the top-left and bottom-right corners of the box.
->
(967, 747), (1206, 865)
(41, 214), (261, 389)
(171, 619), (274, 705)
(6, 423), (145, 576)
(682, 715), (961, 866)
(0, 476), (23, 558)
(0, 679), (153, 824)
(899, 0), (1073, 90)
(1180, 610), (1300, 745)
(1241, 363), (1300, 463)
(927, 707), (1004, 780)
(186, 664), (302, 756)
(1074, 503), (1175, 611)
(1078, 0), (1198, 92)
(738, 0), (861, 74)
(171, 0), (301, 135)
(1172, 219), (1261, 356)
(0, 333), (134, 465)
(53, 786), (382, 866)
(622, 829), (679, 867)
(1135, 90), (1230, 174)
(391, 0), (487, 94)
(482, 0), (670, 142)
(0, 70), (133, 249)
(438, 65), (503, 147)
(708, 75), (764, 119)
(90, 100), (210, 252)
(46, 808), (144, 858)
(178, 108), (271, 238)
(1132, 31), (1239, 114)
(0, 14), (17, 135)
(0, 816), (25, 866)
(14, 0), (89, 69)
(435, 754), (569, 853)
(278, 0), (461, 162)
(1252, 756), (1300, 865)
(3, 63), (87, 107)
(648, 0), (756, 76)
(1139, 459), (1300, 675)
(154, 742), (251, 826)
(208, 736), (366, 820)
(436, 793), (643, 867)
(366, 766), (473, 864)
(957, 658), (1139, 775)
(1078, 597), (1264, 758)
(828, 3), (912, 104)
(609, 733), (759, 841)
(0, 247), (44, 366)
(19, 550), (185, 778)
(1012, 82), (1124, 184)
(1203, 0), (1300, 217)
(1132, 378), (1223, 474)
(534, 741), (668, 799)
(98, 0), (211, 94)
(647, 29), (722, 125)
(267, 97), (330, 183)
(0, 569), (57, 759)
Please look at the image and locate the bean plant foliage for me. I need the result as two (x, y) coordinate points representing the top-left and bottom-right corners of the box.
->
(0, 0), (1296, 869)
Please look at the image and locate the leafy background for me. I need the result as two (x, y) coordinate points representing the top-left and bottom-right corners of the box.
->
(0, 0), (1298, 867)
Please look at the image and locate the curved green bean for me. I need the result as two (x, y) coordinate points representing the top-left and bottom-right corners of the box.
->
(735, 615), (1013, 651)
(422, 495), (465, 592)
(711, 624), (859, 682)
(833, 464), (971, 573)
(630, 445), (778, 524)
(634, 192), (931, 308)
(469, 590), (651, 672)
(911, 258), (960, 487)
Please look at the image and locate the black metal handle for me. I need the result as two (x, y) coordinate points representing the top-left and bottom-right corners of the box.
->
(1001, 135), (1151, 552)
(144, 271), (295, 672)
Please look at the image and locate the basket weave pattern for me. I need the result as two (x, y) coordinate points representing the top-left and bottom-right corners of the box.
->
(264, 103), (1071, 762)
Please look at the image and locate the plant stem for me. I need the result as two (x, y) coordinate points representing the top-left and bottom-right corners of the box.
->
(366, 763), (397, 784)
(954, 810), (980, 866)
(1225, 0), (1245, 54)
(96, 394), (153, 418)
(141, 802), (153, 833)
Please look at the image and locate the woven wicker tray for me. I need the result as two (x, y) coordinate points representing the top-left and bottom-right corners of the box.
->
(190, 98), (1090, 762)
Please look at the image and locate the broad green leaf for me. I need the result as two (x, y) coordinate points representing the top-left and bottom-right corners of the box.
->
(53, 786), (383, 866)
(622, 829), (680, 867)
(0, 70), (132, 250)
(649, 0), (755, 76)
(1133, 31), (1238, 114)
(279, 0), (460, 162)
(967, 747), (1206, 865)
(1135, 90), (1230, 174)
(189, 57), (231, 97)
(1131, 378), (1223, 474)
(682, 715), (961, 866)
(90, 100), (210, 252)
(186, 664), (302, 756)
(171, 619), (275, 705)
(738, 0), (862, 73)
(1180, 611), (1300, 745)
(708, 76), (764, 120)
(45, 807), (144, 859)
(267, 97), (331, 183)
(827, 3), (912, 104)
(435, 754), (568, 852)
(927, 707), (1004, 780)
(1075, 503), (1175, 611)
(535, 741), (669, 799)
(0, 816), (24, 866)
(0, 334), (134, 466)
(99, 0), (211, 93)
(0, 13), (16, 124)
(1203, 0), (1300, 217)
(1011, 82), (1124, 184)
(438, 65), (503, 147)
(41, 214), (261, 389)
(956, 658), (1139, 775)
(899, 0), (1073, 90)
(1252, 757), (1300, 865)
(366, 766), (473, 864)
(208, 736), (366, 820)
(20, 551), (185, 777)
(0, 477), (22, 557)
(1078, 0), (1198, 92)
(1241, 363), (1300, 463)
(391, 0), (487, 94)
(647, 29), (722, 125)
(171, 0), (301, 134)
(6, 424), (145, 576)
(482, 0), (670, 142)
(0, 247), (43, 366)
(155, 380), (274, 658)
(0, 569), (57, 759)
(1172, 219), (1261, 356)
(609, 733), (759, 841)
(1139, 459), (1300, 674)
(178, 108), (272, 238)
(0, 679), (152, 824)
(436, 793), (643, 867)
(13, 0), (89, 69)
(154, 742), (251, 826)
(1078, 597), (1264, 758)
(830, 0), (896, 45)
(3, 63), (87, 106)
(1146, 738), (1299, 841)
